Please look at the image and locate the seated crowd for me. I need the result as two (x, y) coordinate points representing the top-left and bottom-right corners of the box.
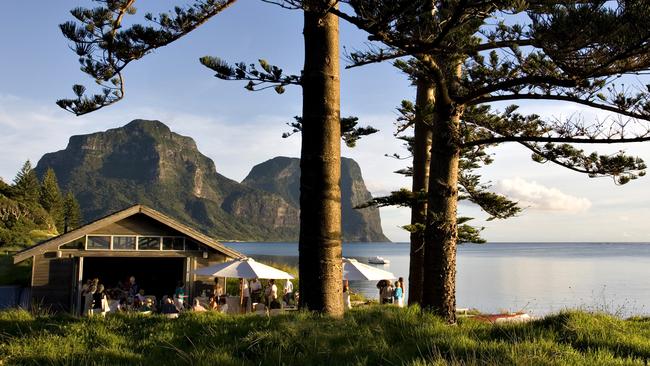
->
(80, 276), (297, 316)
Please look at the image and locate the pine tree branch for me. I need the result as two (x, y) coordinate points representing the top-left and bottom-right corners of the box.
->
(58, 0), (237, 115)
(470, 93), (650, 121)
(463, 134), (650, 148)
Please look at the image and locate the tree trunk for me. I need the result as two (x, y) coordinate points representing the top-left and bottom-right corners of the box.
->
(408, 80), (434, 306)
(421, 101), (461, 323)
(298, 1), (343, 317)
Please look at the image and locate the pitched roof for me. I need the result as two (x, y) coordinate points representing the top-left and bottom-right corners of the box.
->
(13, 204), (244, 263)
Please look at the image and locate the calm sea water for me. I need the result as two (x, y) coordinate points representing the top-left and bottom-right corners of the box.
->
(224, 242), (650, 317)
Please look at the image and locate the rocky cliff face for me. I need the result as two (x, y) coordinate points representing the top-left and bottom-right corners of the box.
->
(35, 120), (387, 242)
(243, 157), (390, 242)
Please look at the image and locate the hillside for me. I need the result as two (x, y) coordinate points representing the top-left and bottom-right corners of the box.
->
(35, 120), (388, 242)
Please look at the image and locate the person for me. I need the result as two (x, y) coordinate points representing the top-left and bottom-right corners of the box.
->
(240, 278), (250, 313)
(219, 297), (229, 314)
(135, 289), (146, 308)
(266, 279), (278, 307)
(250, 278), (262, 304)
(380, 280), (394, 305)
(192, 298), (207, 312)
(393, 280), (404, 307)
(343, 284), (352, 310)
(212, 278), (223, 306)
(174, 281), (186, 310)
(283, 279), (294, 306)
(128, 276), (139, 298)
(91, 284), (107, 316)
(376, 280), (386, 304)
(161, 296), (179, 318)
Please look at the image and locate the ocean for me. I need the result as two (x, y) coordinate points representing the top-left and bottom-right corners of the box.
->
(224, 242), (650, 317)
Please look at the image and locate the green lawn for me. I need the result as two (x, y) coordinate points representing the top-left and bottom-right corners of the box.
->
(1, 306), (649, 365)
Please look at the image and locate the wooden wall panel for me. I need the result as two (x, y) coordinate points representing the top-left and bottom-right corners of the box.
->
(31, 254), (74, 312)
(88, 214), (181, 236)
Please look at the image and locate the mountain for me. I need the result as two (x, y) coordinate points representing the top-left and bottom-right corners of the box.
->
(243, 157), (389, 242)
(35, 119), (388, 242)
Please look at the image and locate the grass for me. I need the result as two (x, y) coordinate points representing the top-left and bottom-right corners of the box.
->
(1, 306), (649, 365)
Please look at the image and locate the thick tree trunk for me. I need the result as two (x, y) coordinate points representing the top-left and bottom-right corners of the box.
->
(408, 80), (434, 306)
(421, 103), (461, 323)
(298, 1), (343, 317)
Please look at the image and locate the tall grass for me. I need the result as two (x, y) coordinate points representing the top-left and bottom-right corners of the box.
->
(1, 306), (649, 365)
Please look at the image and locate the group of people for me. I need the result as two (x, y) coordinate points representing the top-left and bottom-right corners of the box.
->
(81, 276), (192, 316)
(206, 277), (296, 314)
(376, 277), (405, 307)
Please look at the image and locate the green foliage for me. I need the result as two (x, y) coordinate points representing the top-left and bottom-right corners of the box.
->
(12, 161), (40, 204)
(58, 0), (236, 115)
(63, 192), (82, 233)
(0, 164), (82, 248)
(1, 307), (649, 365)
(0, 253), (31, 286)
(39, 169), (64, 232)
(282, 116), (379, 148)
(200, 57), (300, 93)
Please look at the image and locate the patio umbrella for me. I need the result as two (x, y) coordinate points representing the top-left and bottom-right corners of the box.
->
(193, 257), (294, 279)
(343, 258), (396, 281)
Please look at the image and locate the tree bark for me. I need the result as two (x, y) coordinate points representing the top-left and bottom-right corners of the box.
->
(408, 80), (434, 306)
(421, 59), (462, 323)
(298, 1), (343, 317)
(422, 104), (461, 323)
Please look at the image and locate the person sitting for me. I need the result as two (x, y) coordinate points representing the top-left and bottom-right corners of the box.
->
(219, 297), (229, 314)
(174, 281), (186, 311)
(192, 298), (207, 312)
(161, 296), (180, 318)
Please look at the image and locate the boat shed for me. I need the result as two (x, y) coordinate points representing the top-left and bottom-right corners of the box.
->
(13, 204), (244, 313)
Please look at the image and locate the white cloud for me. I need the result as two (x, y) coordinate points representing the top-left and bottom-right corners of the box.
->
(494, 177), (592, 213)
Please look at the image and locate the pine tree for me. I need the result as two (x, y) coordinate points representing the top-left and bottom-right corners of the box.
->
(39, 168), (65, 232)
(335, 0), (650, 322)
(58, 0), (346, 315)
(12, 161), (40, 204)
(63, 192), (82, 233)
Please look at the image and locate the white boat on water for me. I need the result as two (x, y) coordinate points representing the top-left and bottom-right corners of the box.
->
(368, 256), (390, 265)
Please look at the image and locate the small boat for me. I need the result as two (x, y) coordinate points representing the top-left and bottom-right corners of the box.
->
(368, 256), (390, 264)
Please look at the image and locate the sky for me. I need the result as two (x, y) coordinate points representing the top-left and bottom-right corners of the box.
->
(1, 1), (649, 242)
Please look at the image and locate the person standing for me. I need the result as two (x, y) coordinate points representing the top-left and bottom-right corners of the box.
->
(283, 279), (294, 306)
(343, 284), (352, 310)
(240, 278), (250, 313)
(267, 279), (279, 308)
(250, 278), (262, 304)
(393, 281), (404, 307)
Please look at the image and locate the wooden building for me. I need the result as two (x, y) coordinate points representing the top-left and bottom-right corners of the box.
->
(13, 204), (244, 313)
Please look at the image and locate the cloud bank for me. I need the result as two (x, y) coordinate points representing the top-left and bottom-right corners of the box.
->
(494, 177), (592, 213)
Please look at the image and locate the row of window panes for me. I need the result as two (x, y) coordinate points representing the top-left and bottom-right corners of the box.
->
(86, 236), (195, 251)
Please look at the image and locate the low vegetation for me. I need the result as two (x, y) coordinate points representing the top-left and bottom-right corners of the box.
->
(1, 306), (649, 365)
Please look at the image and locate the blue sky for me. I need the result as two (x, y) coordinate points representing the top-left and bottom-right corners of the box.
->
(1, 1), (649, 242)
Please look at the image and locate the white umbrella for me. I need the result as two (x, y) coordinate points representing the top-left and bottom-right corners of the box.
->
(193, 257), (294, 279)
(343, 258), (396, 281)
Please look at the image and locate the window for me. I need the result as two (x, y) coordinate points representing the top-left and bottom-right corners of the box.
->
(87, 236), (111, 250)
(113, 236), (136, 250)
(138, 236), (160, 250)
(163, 237), (184, 250)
